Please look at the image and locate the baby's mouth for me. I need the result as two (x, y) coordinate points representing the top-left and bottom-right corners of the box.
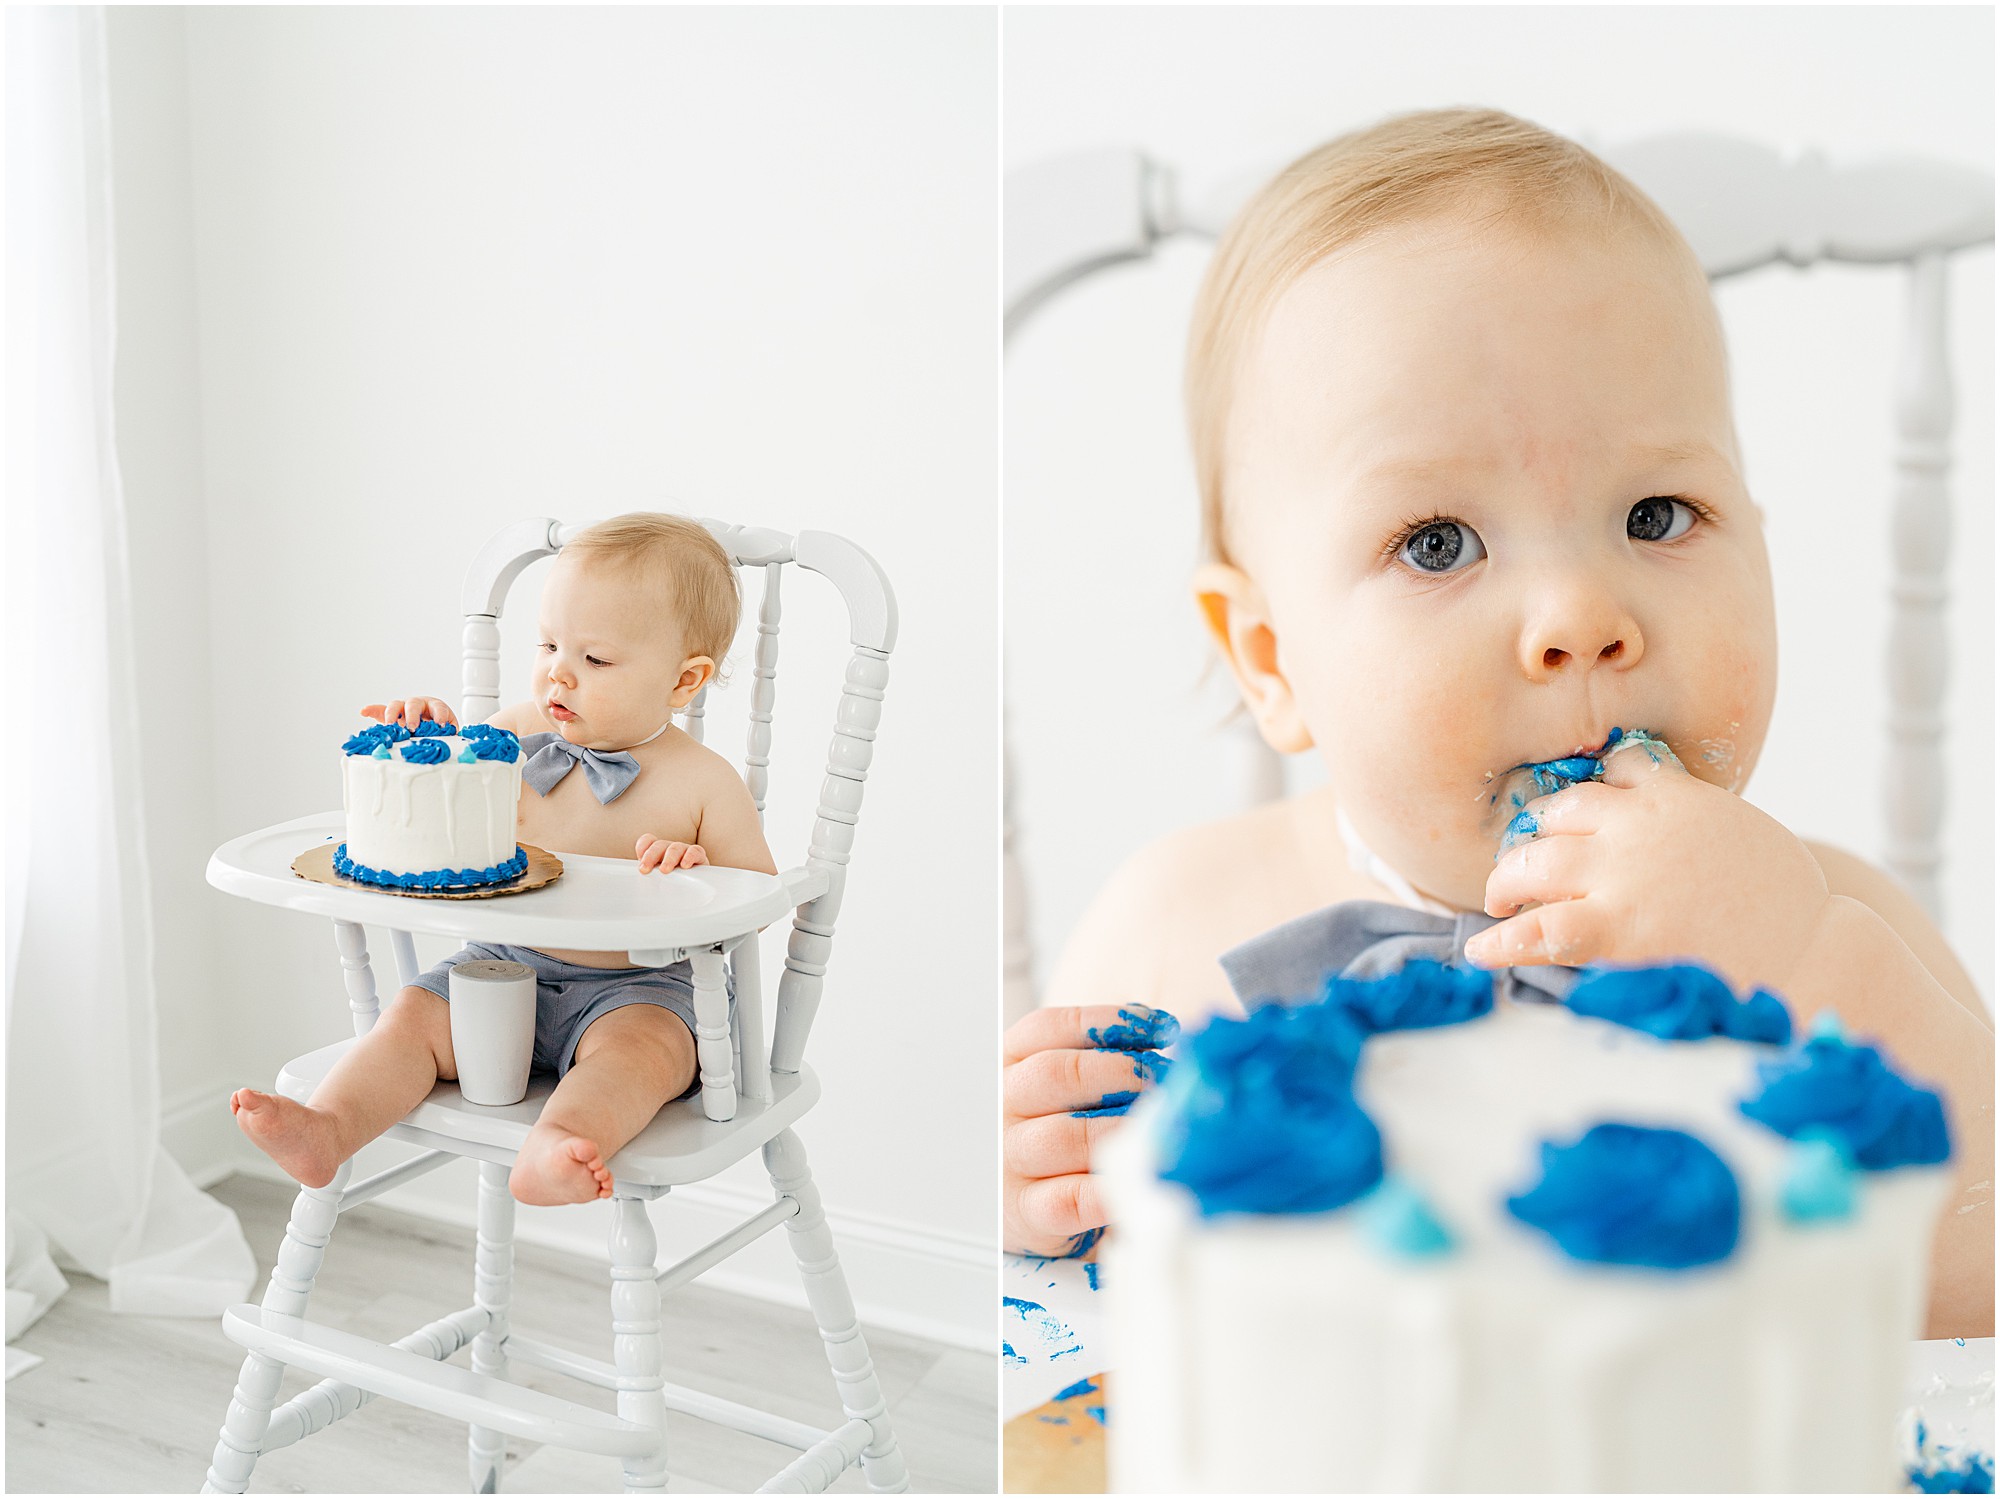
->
(1486, 727), (1677, 851)
(1515, 729), (1626, 790)
(548, 700), (579, 724)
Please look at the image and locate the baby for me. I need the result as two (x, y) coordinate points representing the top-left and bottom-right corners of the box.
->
(233, 513), (777, 1206)
(1003, 109), (1994, 1337)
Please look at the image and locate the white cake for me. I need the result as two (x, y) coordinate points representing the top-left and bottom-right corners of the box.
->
(338, 722), (524, 889)
(1101, 975), (1953, 1493)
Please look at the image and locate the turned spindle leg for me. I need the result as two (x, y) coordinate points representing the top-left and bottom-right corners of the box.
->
(610, 1194), (669, 1493)
(468, 1161), (514, 1492)
(202, 1165), (351, 1492)
(765, 1130), (908, 1493)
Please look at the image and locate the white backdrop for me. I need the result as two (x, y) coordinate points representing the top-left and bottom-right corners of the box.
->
(105, 5), (996, 1346)
(1005, 4), (1996, 1011)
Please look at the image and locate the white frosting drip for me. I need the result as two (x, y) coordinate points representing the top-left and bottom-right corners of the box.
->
(342, 735), (522, 875)
(1101, 999), (1950, 1492)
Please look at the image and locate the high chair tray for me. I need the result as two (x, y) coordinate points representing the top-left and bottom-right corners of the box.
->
(209, 813), (804, 954)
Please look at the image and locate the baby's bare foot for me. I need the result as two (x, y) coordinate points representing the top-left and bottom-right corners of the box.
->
(510, 1131), (613, 1206)
(231, 1088), (345, 1189)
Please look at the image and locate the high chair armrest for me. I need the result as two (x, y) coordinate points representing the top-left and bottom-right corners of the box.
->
(780, 865), (831, 907)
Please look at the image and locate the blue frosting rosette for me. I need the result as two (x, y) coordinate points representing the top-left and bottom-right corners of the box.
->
(1319, 958), (1493, 1035)
(469, 735), (520, 763)
(1505, 1121), (1741, 1269)
(1565, 964), (1793, 1046)
(1157, 998), (1381, 1217)
(1739, 1030), (1951, 1170)
(459, 723), (522, 762)
(398, 737), (450, 764)
(342, 721), (412, 755)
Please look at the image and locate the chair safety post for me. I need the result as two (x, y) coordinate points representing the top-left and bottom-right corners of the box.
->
(689, 945), (737, 1123)
(769, 531), (895, 1075)
(333, 921), (382, 1037)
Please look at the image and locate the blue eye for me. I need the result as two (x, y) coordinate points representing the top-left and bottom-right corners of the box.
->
(1628, 497), (1697, 542)
(586, 656), (609, 667)
(1397, 519), (1486, 575)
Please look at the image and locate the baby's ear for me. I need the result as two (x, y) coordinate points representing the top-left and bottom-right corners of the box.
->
(1190, 564), (1313, 755)
(670, 655), (716, 707)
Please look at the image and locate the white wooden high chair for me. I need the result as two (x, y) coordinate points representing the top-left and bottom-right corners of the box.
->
(199, 517), (909, 1494)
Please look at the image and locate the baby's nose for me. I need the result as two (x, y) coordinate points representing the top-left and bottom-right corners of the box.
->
(1540, 638), (1625, 671)
(1520, 595), (1643, 679)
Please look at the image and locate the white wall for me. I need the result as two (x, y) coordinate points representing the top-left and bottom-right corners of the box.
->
(107, 5), (997, 1347)
(1004, 5), (1996, 1010)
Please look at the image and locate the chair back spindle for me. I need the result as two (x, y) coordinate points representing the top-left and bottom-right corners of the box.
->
(1886, 251), (1955, 914)
(746, 563), (783, 817)
(771, 643), (889, 1074)
(458, 517), (562, 726)
(461, 617), (503, 728)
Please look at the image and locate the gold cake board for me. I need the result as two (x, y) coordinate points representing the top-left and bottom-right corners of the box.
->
(1003, 1370), (1109, 1493)
(292, 841), (563, 900)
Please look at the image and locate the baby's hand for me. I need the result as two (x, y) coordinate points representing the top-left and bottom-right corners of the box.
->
(1468, 737), (1831, 994)
(1003, 1004), (1179, 1259)
(361, 697), (457, 732)
(636, 835), (708, 873)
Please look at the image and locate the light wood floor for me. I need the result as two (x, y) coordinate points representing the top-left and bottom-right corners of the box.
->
(7, 1174), (997, 1494)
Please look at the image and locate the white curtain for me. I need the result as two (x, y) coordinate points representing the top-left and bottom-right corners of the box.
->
(5, 6), (255, 1367)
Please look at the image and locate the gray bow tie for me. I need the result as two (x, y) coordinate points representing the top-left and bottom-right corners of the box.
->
(1218, 899), (1584, 1012)
(518, 731), (642, 805)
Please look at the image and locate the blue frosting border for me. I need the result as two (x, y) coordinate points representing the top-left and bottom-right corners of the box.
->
(333, 842), (528, 891)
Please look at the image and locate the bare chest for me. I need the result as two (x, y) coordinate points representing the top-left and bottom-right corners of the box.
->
(513, 759), (703, 860)
(1147, 815), (1395, 1023)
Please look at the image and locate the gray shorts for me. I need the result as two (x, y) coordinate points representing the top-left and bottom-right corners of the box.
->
(408, 943), (731, 1100)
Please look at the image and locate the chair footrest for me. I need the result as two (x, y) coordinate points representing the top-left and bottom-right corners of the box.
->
(221, 1305), (659, 1460)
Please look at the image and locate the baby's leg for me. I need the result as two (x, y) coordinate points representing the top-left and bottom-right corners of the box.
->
(510, 1004), (696, 1206)
(232, 985), (457, 1188)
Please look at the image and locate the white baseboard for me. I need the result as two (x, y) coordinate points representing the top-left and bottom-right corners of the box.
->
(230, 1140), (994, 1353)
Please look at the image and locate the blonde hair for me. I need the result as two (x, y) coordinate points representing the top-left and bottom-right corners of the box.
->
(1186, 107), (1704, 565)
(560, 512), (740, 665)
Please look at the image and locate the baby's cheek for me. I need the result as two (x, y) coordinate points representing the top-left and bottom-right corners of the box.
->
(1683, 644), (1776, 794)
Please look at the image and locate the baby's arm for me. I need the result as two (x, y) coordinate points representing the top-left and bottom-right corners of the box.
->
(1803, 840), (1990, 1024)
(1003, 840), (1198, 1256)
(1788, 844), (1994, 1339)
(678, 757), (778, 876)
